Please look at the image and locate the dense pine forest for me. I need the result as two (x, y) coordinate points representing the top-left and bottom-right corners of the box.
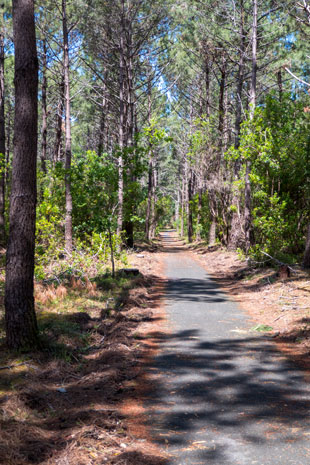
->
(1, 0), (310, 347)
(3, 2), (310, 464)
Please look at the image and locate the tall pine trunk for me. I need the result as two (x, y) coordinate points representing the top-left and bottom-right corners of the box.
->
(54, 78), (64, 165)
(117, 2), (125, 236)
(244, 0), (257, 253)
(187, 170), (194, 243)
(5, 0), (39, 349)
(62, 0), (73, 254)
(228, 0), (245, 250)
(0, 24), (6, 244)
(41, 38), (47, 174)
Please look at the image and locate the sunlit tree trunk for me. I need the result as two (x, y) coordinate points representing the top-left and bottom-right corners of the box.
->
(244, 0), (257, 253)
(117, 0), (125, 236)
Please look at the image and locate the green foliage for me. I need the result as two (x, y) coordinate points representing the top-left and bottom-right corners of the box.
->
(251, 193), (289, 257)
(226, 94), (310, 259)
(71, 151), (118, 236)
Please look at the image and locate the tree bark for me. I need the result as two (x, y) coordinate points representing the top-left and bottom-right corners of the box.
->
(5, 100), (12, 193)
(205, 54), (211, 118)
(303, 223), (310, 268)
(277, 69), (283, 101)
(117, 1), (126, 236)
(228, 0), (246, 250)
(145, 154), (154, 241)
(244, 0), (257, 254)
(209, 219), (216, 246)
(54, 77), (64, 165)
(187, 170), (194, 243)
(62, 0), (73, 254)
(150, 167), (157, 239)
(5, 0), (39, 349)
(218, 53), (227, 166)
(145, 82), (153, 241)
(40, 38), (47, 174)
(0, 24), (6, 244)
(181, 172), (185, 237)
(196, 179), (203, 241)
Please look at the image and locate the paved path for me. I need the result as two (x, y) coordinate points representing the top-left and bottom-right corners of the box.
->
(146, 232), (310, 465)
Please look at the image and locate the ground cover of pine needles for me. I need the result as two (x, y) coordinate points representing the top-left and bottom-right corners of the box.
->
(0, 253), (167, 465)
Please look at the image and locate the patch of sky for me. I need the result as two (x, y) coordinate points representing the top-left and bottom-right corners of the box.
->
(280, 32), (297, 50)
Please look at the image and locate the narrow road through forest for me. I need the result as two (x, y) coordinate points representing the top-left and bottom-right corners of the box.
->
(145, 231), (310, 465)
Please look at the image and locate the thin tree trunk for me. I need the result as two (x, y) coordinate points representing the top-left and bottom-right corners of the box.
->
(146, 154), (153, 241)
(218, 54), (227, 166)
(175, 189), (180, 229)
(124, 10), (135, 247)
(5, 0), (39, 349)
(209, 219), (216, 246)
(5, 100), (12, 193)
(244, 0), (257, 254)
(117, 1), (125, 236)
(150, 167), (157, 239)
(277, 69), (283, 101)
(229, 0), (246, 250)
(196, 177), (203, 241)
(41, 38), (47, 174)
(62, 0), (73, 254)
(181, 172), (185, 237)
(145, 82), (153, 241)
(0, 25), (6, 244)
(205, 55), (211, 118)
(54, 78), (64, 164)
(303, 223), (310, 268)
(187, 170), (194, 243)
(98, 82), (107, 157)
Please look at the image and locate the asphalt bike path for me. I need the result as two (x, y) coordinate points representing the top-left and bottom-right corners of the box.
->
(145, 231), (310, 465)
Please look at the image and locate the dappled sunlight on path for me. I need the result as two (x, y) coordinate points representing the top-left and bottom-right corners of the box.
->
(145, 232), (310, 465)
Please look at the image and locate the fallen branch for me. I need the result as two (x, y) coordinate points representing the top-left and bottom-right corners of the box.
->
(261, 251), (297, 274)
(0, 361), (35, 371)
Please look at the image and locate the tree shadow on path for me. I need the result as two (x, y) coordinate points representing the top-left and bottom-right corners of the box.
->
(144, 329), (310, 464)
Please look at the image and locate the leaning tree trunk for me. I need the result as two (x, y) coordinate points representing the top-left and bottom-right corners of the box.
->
(62, 0), (73, 254)
(5, 0), (39, 349)
(0, 24), (6, 245)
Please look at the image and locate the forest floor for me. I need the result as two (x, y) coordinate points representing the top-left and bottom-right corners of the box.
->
(1, 236), (310, 464)
(0, 251), (167, 465)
